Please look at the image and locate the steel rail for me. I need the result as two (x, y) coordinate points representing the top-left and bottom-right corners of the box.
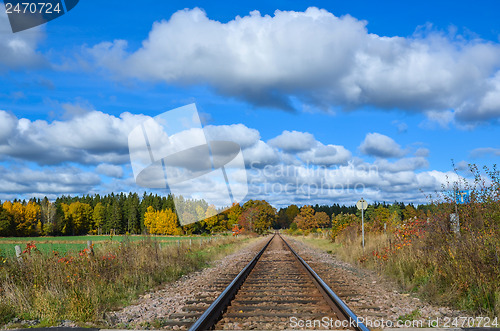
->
(279, 233), (370, 331)
(188, 234), (275, 331)
(189, 233), (370, 331)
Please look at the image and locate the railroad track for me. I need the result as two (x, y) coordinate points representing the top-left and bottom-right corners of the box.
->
(186, 233), (369, 330)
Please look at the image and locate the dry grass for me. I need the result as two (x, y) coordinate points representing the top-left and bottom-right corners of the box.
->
(0, 235), (252, 326)
(295, 164), (500, 316)
(294, 220), (500, 317)
(293, 230), (389, 267)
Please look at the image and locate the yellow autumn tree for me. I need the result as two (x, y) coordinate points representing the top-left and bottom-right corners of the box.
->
(144, 206), (181, 235)
(294, 205), (318, 230)
(3, 201), (40, 236)
(60, 202), (93, 235)
(2, 201), (14, 217)
(93, 202), (106, 235)
(60, 203), (71, 234)
(4, 202), (24, 230)
(204, 205), (219, 233)
(69, 202), (93, 234)
(158, 208), (180, 235)
(144, 206), (157, 233)
(24, 202), (41, 236)
(226, 202), (242, 229)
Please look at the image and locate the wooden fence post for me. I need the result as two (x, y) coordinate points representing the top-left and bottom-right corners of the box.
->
(87, 240), (94, 255)
(15, 245), (22, 262)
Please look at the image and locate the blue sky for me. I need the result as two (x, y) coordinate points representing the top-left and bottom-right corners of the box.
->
(1, 0), (500, 207)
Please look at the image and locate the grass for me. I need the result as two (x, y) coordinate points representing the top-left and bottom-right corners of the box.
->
(290, 233), (341, 254)
(0, 235), (256, 327)
(292, 231), (389, 266)
(0, 235), (207, 242)
(398, 309), (422, 323)
(0, 235), (209, 257)
(292, 224), (500, 318)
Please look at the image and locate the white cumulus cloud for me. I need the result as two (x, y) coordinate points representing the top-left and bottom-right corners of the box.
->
(0, 110), (18, 143)
(0, 109), (150, 165)
(0, 166), (101, 196)
(204, 124), (260, 149)
(359, 132), (405, 158)
(96, 163), (124, 178)
(298, 143), (352, 166)
(268, 130), (317, 153)
(0, 11), (45, 70)
(86, 7), (500, 122)
(0, 109), (467, 206)
(470, 147), (500, 158)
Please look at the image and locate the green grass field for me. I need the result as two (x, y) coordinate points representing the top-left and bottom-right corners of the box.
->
(0, 235), (214, 257)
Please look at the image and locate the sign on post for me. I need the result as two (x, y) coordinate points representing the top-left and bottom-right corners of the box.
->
(455, 190), (470, 204)
(356, 198), (368, 250)
(450, 190), (468, 235)
(356, 199), (368, 210)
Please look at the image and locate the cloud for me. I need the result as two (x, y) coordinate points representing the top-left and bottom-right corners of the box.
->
(243, 140), (280, 166)
(420, 110), (455, 129)
(61, 100), (95, 119)
(245, 157), (456, 206)
(86, 7), (500, 122)
(0, 110), (457, 206)
(359, 132), (404, 158)
(96, 163), (124, 178)
(204, 124), (260, 149)
(455, 160), (469, 172)
(298, 143), (352, 166)
(0, 109), (150, 165)
(0, 11), (45, 70)
(456, 72), (500, 122)
(0, 166), (101, 196)
(470, 147), (500, 158)
(392, 120), (408, 133)
(416, 170), (462, 190)
(414, 147), (430, 157)
(0, 111), (18, 143)
(375, 157), (429, 172)
(268, 130), (317, 153)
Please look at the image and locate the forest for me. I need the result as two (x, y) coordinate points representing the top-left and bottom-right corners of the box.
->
(0, 191), (425, 237)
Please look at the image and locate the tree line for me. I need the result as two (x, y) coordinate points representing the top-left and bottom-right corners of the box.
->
(0, 193), (278, 236)
(0, 193), (167, 236)
(275, 201), (429, 231)
(0, 192), (429, 237)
